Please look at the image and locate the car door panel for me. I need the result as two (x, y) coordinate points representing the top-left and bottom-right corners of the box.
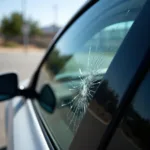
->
(6, 97), (50, 150)
(5, 78), (52, 150)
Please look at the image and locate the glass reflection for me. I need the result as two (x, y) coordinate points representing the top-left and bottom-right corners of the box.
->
(108, 71), (150, 150)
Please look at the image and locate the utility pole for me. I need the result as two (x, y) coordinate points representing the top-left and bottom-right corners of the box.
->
(22, 0), (29, 52)
(52, 4), (58, 33)
(53, 4), (58, 25)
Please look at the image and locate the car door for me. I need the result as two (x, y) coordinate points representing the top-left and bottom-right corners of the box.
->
(31, 0), (149, 150)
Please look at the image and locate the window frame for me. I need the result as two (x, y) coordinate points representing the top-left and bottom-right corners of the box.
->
(29, 0), (150, 149)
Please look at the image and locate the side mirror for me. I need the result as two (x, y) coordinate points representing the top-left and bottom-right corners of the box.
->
(0, 73), (38, 101)
(38, 84), (56, 113)
(0, 73), (57, 113)
(0, 73), (18, 101)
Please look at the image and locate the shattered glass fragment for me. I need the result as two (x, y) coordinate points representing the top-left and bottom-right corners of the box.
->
(65, 48), (104, 131)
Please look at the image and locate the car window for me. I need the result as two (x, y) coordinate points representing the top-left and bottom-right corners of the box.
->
(35, 0), (146, 149)
(107, 70), (150, 150)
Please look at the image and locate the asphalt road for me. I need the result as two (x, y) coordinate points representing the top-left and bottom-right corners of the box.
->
(0, 50), (45, 148)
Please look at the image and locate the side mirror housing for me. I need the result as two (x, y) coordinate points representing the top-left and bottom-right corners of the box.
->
(0, 73), (57, 114)
(0, 73), (18, 101)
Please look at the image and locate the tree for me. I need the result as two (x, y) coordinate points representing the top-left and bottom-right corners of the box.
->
(1, 12), (42, 38)
(29, 21), (42, 36)
(1, 13), (23, 37)
(46, 48), (72, 75)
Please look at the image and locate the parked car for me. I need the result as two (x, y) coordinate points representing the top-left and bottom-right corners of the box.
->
(1, 0), (150, 149)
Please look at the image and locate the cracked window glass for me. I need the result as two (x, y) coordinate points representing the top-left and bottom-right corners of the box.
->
(35, 0), (146, 149)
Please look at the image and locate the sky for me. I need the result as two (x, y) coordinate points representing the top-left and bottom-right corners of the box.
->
(0, 0), (86, 27)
